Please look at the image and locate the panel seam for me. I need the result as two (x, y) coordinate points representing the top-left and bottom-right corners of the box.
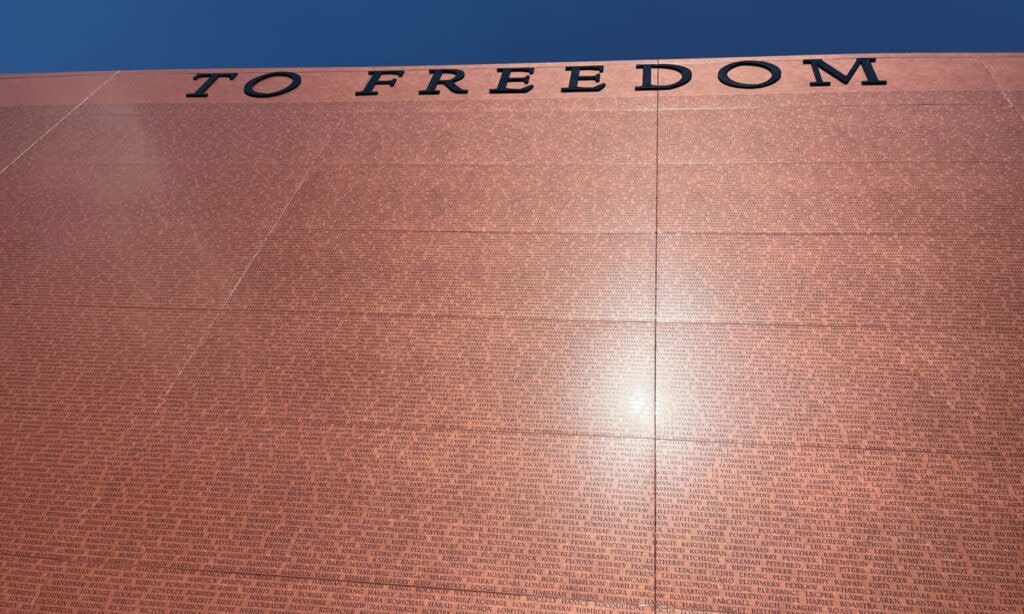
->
(0, 71), (119, 177)
(980, 60), (1024, 122)
(653, 57), (660, 611)
(149, 110), (348, 414)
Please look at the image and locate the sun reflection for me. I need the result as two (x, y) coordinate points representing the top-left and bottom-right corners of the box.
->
(618, 383), (653, 434)
(627, 388), (648, 416)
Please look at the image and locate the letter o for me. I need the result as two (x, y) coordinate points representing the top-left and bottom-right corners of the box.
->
(718, 61), (781, 89)
(244, 71), (302, 98)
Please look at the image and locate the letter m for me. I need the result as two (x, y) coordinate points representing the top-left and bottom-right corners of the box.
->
(803, 57), (886, 87)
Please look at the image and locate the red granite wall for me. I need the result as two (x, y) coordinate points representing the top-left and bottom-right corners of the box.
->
(1, 54), (1022, 612)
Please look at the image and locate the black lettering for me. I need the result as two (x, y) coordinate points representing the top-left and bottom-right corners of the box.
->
(419, 69), (468, 95)
(635, 63), (692, 91)
(718, 61), (782, 89)
(186, 72), (237, 98)
(803, 57), (886, 86)
(243, 71), (301, 98)
(356, 70), (405, 96)
(562, 65), (606, 92)
(490, 67), (535, 94)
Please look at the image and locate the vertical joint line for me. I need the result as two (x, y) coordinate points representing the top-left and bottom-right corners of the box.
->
(652, 64), (660, 610)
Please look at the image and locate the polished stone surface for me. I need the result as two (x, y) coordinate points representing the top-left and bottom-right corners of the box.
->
(1, 54), (1022, 612)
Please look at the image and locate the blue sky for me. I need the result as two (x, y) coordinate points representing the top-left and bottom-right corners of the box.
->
(1, 0), (1022, 74)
